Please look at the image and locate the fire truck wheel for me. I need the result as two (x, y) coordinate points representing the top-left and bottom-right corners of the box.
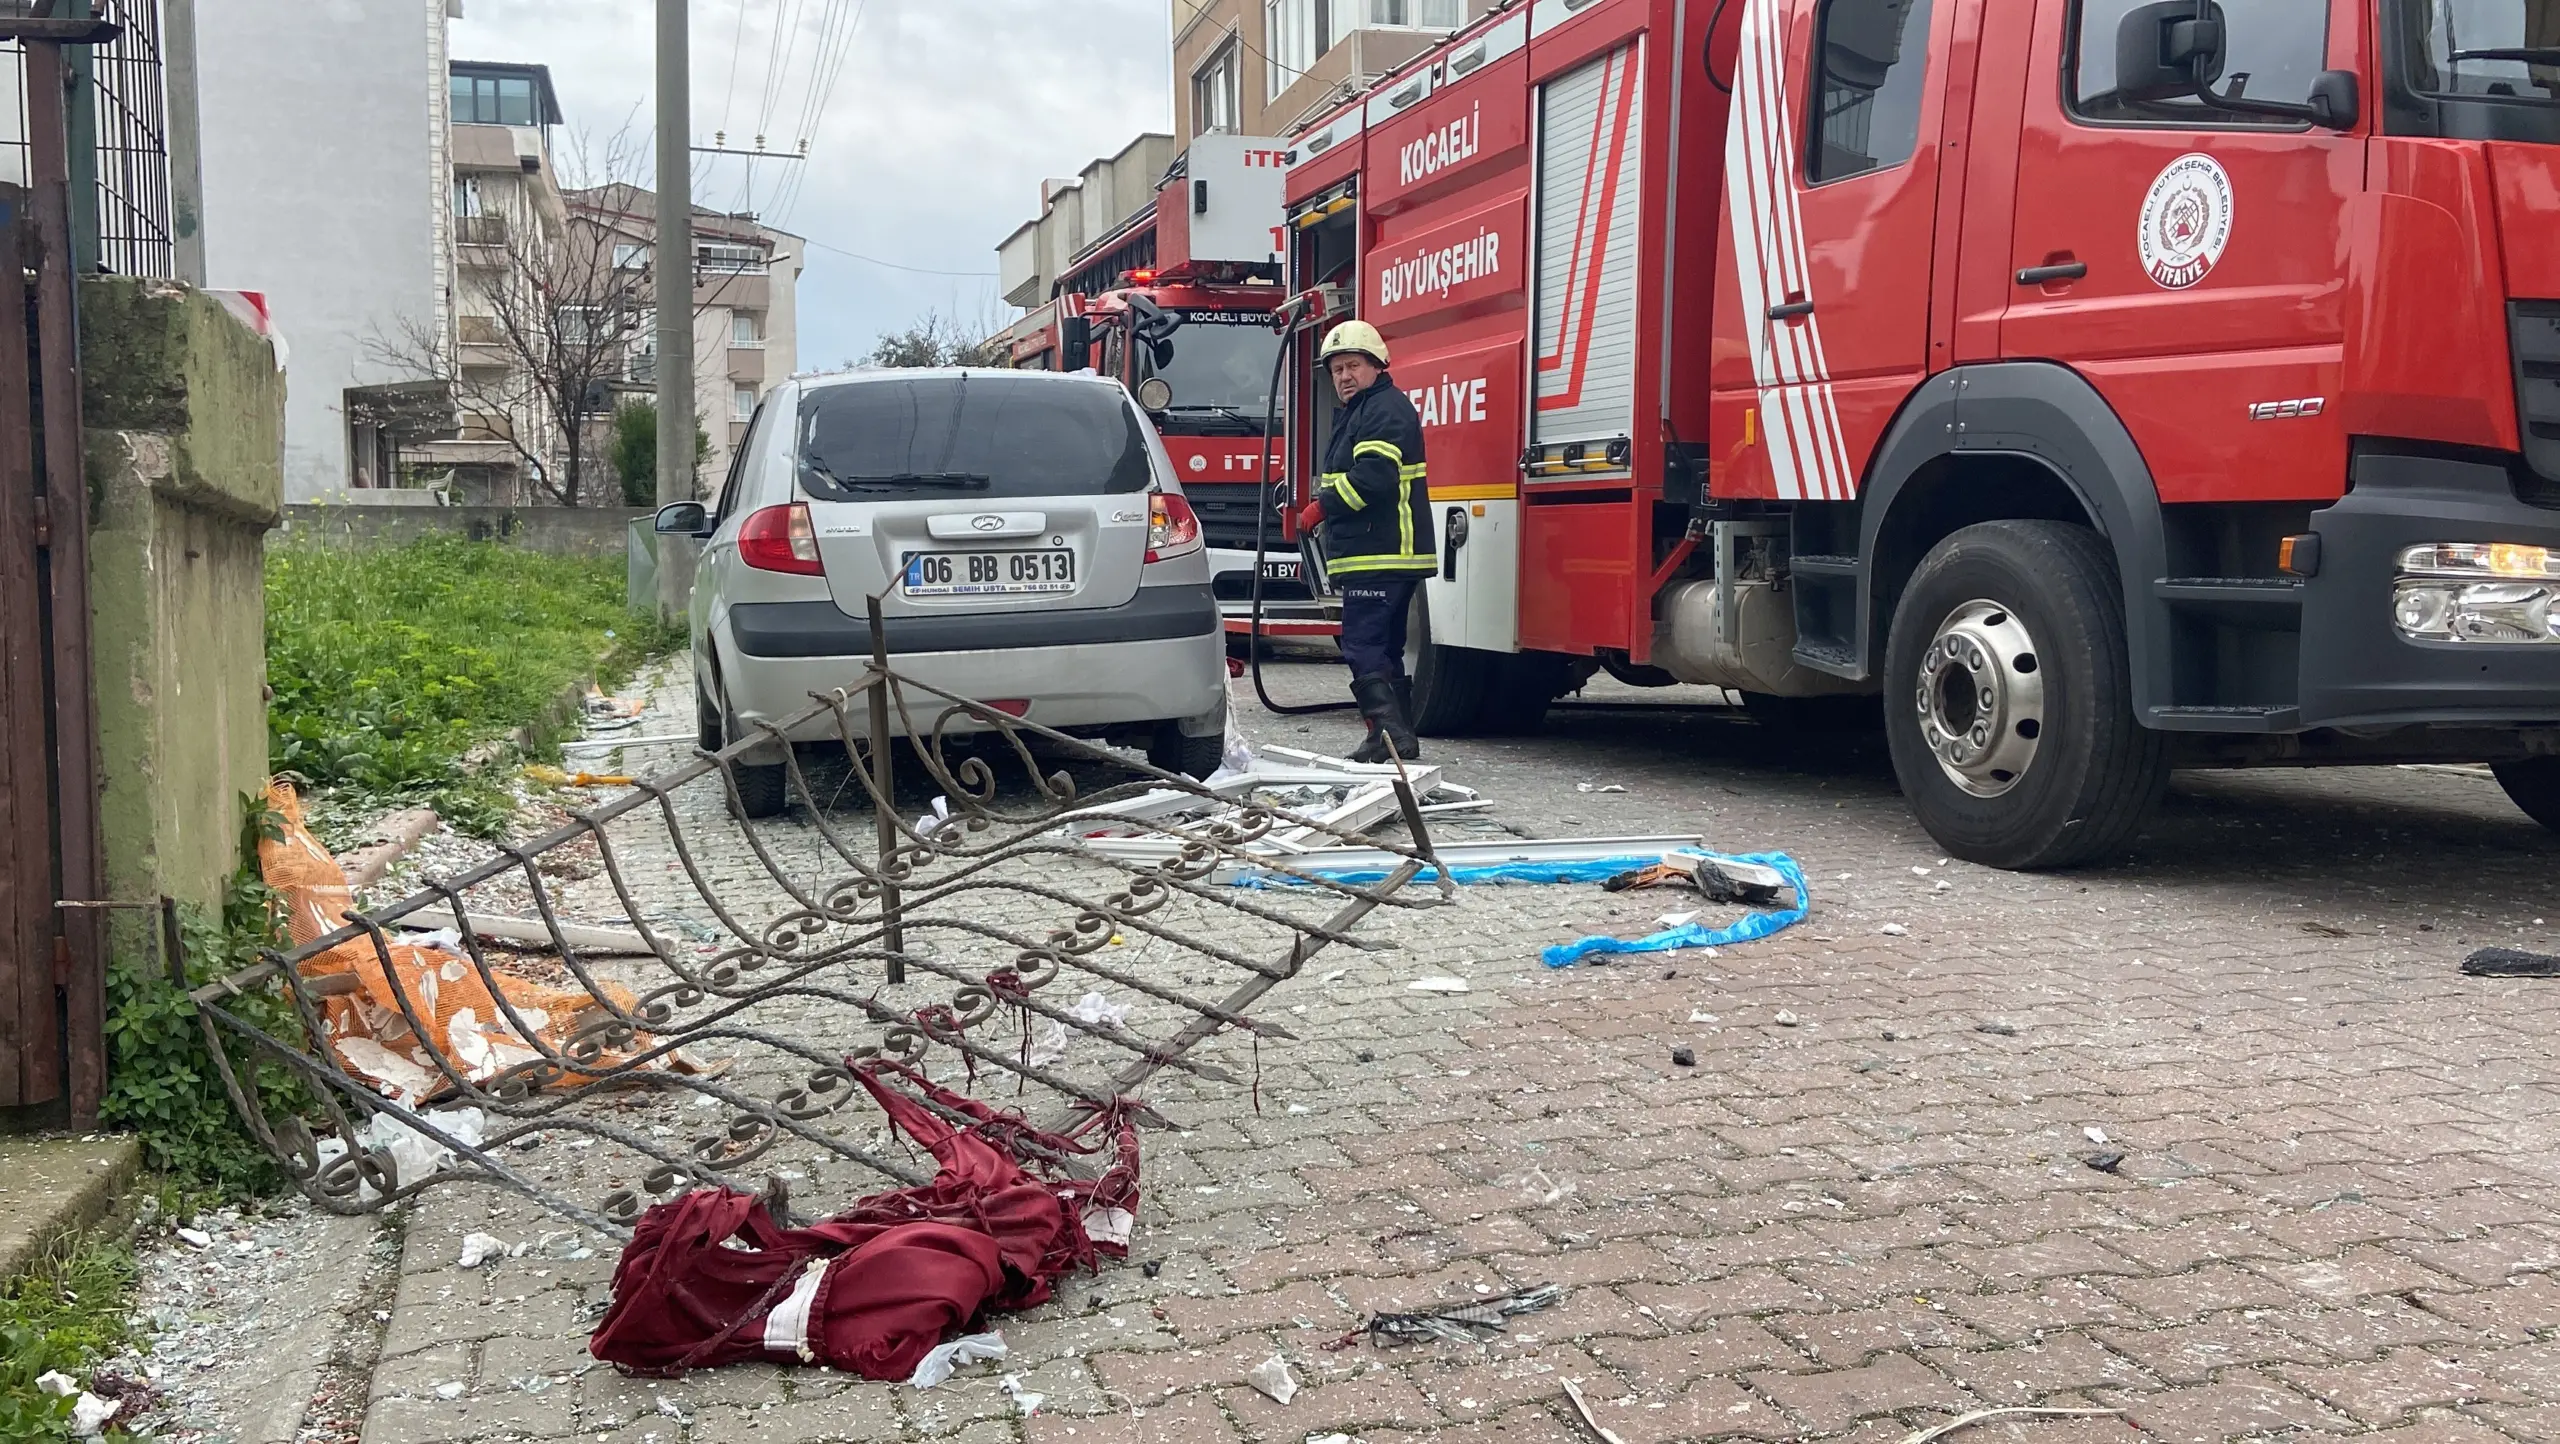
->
(2492, 758), (2560, 832)
(1406, 590), (1492, 735)
(1476, 652), (1574, 735)
(1882, 520), (2169, 869)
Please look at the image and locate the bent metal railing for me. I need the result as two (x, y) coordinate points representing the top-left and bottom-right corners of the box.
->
(191, 639), (1449, 1236)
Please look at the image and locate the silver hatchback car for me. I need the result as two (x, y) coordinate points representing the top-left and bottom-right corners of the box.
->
(654, 368), (1229, 817)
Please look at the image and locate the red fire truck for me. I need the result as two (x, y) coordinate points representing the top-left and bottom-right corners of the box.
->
(1274, 0), (2560, 867)
(993, 136), (1331, 638)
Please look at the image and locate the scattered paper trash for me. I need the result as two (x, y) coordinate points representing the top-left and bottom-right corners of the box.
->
(1575, 783), (1627, 794)
(1248, 1354), (1299, 1404)
(907, 1332), (1008, 1389)
(69, 1393), (118, 1438)
(2083, 1126), (2110, 1144)
(34, 1372), (75, 1398)
(1879, 923), (1909, 936)
(1689, 1011), (1719, 1024)
(1408, 977), (1471, 994)
(174, 1227), (212, 1250)
(1308, 1435), (1357, 1444)
(1000, 1374), (1045, 1416)
(432, 1380), (466, 1400)
(1361, 1285), (1564, 1346)
(459, 1232), (507, 1269)
(1658, 910), (1699, 927)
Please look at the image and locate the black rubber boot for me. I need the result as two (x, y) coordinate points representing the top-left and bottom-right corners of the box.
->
(1393, 676), (1414, 726)
(1350, 673), (1421, 762)
(1348, 675), (1390, 763)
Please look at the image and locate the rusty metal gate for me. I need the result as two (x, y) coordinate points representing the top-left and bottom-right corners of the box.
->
(0, 18), (114, 1125)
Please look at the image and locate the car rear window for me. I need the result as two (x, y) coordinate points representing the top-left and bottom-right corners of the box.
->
(797, 373), (1154, 501)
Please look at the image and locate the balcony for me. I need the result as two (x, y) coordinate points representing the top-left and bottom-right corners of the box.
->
(456, 213), (510, 269)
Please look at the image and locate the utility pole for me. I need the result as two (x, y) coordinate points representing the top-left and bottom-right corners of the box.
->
(653, 0), (695, 621)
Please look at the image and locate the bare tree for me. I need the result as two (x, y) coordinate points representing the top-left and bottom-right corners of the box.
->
(862, 306), (1009, 369)
(368, 129), (763, 506)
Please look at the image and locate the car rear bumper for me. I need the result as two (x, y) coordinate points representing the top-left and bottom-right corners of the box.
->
(715, 583), (1226, 751)
(2299, 452), (2560, 728)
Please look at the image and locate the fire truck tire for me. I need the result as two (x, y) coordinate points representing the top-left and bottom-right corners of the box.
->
(1882, 520), (2169, 870)
(2492, 758), (2560, 832)
(1405, 591), (1492, 735)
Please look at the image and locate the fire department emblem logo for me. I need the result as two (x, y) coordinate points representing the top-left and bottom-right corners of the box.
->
(2138, 153), (2234, 290)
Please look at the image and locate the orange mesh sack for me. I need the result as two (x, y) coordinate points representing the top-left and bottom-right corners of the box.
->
(260, 779), (673, 1100)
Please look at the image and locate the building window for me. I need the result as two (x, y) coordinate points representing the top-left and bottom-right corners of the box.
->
(1263, 0), (1459, 93)
(558, 306), (597, 345)
(731, 311), (763, 347)
(1364, 0), (1461, 28)
(697, 242), (767, 275)
(1808, 0), (1934, 183)
(450, 72), (538, 127)
(612, 242), (651, 271)
(1194, 41), (1241, 135)
(732, 384), (757, 421)
(452, 175), (482, 218)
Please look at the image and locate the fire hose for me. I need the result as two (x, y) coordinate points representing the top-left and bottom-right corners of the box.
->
(1243, 314), (1356, 717)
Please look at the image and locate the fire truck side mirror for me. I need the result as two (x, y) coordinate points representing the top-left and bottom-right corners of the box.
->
(1061, 316), (1092, 372)
(2306, 69), (2360, 130)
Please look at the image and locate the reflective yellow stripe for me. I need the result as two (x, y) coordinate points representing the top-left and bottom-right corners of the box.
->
(1328, 554), (1436, 575)
(1397, 470), (1414, 556)
(1352, 439), (1404, 465)
(1399, 464), (1428, 480)
(1323, 471), (1365, 510)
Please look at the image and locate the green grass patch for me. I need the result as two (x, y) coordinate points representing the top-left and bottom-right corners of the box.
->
(0, 1231), (139, 1440)
(265, 535), (683, 836)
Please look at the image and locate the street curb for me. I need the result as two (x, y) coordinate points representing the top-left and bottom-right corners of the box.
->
(0, 1134), (143, 1282)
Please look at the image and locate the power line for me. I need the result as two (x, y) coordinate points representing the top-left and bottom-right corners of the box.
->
(717, 0), (753, 134)
(768, 0), (865, 226)
(801, 236), (998, 277)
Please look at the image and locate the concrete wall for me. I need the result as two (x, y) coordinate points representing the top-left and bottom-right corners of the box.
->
(79, 279), (285, 920)
(196, 0), (446, 504)
(278, 503), (650, 559)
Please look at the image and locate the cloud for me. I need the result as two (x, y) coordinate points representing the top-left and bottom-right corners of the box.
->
(456, 0), (1172, 368)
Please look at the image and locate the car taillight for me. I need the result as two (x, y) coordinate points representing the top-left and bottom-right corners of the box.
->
(1146, 490), (1202, 563)
(739, 502), (823, 575)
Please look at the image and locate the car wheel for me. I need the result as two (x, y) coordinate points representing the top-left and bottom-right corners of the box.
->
(1881, 520), (2169, 869)
(1148, 723), (1225, 781)
(696, 674), (723, 752)
(716, 686), (790, 820)
(2493, 757), (2560, 832)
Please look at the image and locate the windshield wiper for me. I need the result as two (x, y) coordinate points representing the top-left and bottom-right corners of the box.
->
(2451, 48), (2560, 65)
(802, 458), (993, 491)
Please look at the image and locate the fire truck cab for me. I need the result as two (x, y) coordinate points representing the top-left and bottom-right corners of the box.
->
(992, 136), (1325, 637)
(1278, 0), (2560, 868)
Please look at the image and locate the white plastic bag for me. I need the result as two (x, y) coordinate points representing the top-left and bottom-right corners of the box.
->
(906, 1332), (1007, 1389)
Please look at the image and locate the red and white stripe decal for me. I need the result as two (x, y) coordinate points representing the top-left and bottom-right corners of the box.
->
(1722, 0), (1854, 500)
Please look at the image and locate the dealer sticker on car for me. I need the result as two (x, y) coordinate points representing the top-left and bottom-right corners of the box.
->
(902, 549), (1077, 596)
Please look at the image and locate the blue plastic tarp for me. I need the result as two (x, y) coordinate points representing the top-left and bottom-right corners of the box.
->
(1539, 851), (1811, 968)
(1229, 854), (1677, 890)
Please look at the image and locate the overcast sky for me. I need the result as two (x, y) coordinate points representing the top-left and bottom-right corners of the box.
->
(454, 0), (1173, 368)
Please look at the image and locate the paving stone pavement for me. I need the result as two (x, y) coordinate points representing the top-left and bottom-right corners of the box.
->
(354, 655), (2560, 1444)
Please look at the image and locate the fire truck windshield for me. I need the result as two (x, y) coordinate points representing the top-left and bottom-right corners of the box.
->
(1133, 312), (1279, 431)
(2393, 0), (2560, 137)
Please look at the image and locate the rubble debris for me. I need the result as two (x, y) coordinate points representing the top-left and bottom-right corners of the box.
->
(1975, 1021), (2019, 1037)
(1361, 1284), (1564, 1346)
(174, 1227), (212, 1250)
(68, 1392), (118, 1437)
(1669, 1047), (1696, 1068)
(1574, 782), (1627, 794)
(35, 1372), (75, 1397)
(1879, 923), (1909, 937)
(2083, 1126), (2110, 1144)
(335, 808), (442, 890)
(459, 1232), (508, 1269)
(1562, 1378), (1628, 1444)
(2084, 1151), (2127, 1174)
(1001, 1373), (1045, 1416)
(1542, 852), (1809, 968)
(1247, 1354), (1299, 1404)
(2463, 947), (2560, 977)
(906, 1333), (1007, 1388)
(1895, 1406), (2123, 1443)
(1408, 977), (1472, 994)
(589, 1066), (1139, 1382)
(1773, 1010), (1803, 1027)
(523, 764), (636, 788)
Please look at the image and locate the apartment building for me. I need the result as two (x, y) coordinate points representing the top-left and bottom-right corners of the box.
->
(996, 133), (1177, 311)
(195, 0), (457, 502)
(565, 184), (804, 499)
(399, 59), (570, 503)
(1172, 0), (1489, 141)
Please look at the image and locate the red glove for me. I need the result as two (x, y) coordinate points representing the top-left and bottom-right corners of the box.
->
(1294, 499), (1327, 532)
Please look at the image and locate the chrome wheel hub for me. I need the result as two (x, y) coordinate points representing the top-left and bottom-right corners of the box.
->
(1915, 599), (2045, 798)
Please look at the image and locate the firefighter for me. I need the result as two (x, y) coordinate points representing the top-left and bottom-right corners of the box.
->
(1291, 320), (1434, 762)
